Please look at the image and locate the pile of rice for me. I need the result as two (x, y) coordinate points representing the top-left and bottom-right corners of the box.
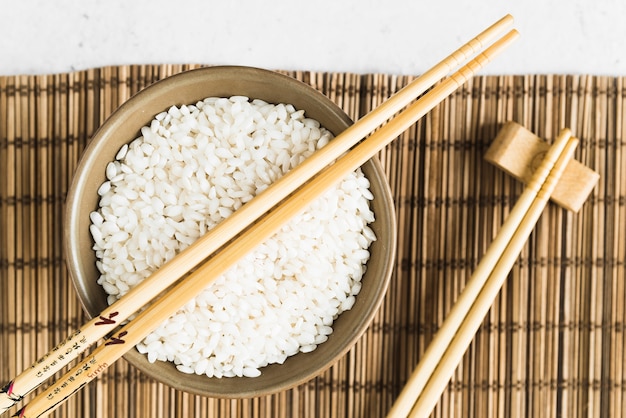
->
(89, 96), (376, 378)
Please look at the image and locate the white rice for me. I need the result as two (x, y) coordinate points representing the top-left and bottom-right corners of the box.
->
(90, 96), (376, 378)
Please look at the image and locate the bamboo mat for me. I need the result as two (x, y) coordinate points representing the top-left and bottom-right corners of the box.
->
(0, 65), (624, 418)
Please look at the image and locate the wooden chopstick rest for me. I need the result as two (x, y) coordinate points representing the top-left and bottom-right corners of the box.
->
(485, 121), (600, 212)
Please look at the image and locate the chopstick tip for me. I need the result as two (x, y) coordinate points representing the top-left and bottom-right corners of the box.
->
(500, 13), (515, 25)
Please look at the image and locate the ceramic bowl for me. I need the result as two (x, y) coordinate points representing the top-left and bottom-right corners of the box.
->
(64, 66), (396, 397)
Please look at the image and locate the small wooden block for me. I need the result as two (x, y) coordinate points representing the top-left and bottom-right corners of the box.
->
(485, 121), (600, 212)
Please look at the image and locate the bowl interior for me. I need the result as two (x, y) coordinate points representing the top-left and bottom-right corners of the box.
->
(65, 66), (396, 398)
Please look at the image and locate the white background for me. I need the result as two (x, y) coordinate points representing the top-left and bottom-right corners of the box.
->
(1, 0), (625, 77)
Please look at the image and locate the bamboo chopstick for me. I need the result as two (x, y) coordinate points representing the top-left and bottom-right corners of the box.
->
(12, 27), (519, 418)
(386, 130), (579, 418)
(0, 16), (517, 415)
(409, 136), (579, 417)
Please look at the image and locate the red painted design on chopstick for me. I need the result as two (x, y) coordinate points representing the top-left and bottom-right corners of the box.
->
(12, 405), (26, 418)
(4, 380), (14, 396)
(104, 331), (128, 346)
(1, 380), (20, 402)
(95, 312), (119, 326)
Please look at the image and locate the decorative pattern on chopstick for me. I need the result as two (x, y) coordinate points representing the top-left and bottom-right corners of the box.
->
(0, 16), (517, 416)
(386, 130), (580, 417)
(12, 25), (519, 418)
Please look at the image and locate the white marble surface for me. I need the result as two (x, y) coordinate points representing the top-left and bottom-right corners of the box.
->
(1, 0), (625, 76)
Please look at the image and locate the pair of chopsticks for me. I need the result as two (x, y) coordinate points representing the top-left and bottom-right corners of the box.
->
(2, 15), (518, 418)
(386, 129), (579, 417)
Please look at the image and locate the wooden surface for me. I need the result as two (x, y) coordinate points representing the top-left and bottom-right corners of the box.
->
(1, 65), (624, 417)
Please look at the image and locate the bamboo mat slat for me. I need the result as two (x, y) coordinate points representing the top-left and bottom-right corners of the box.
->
(1, 65), (625, 417)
